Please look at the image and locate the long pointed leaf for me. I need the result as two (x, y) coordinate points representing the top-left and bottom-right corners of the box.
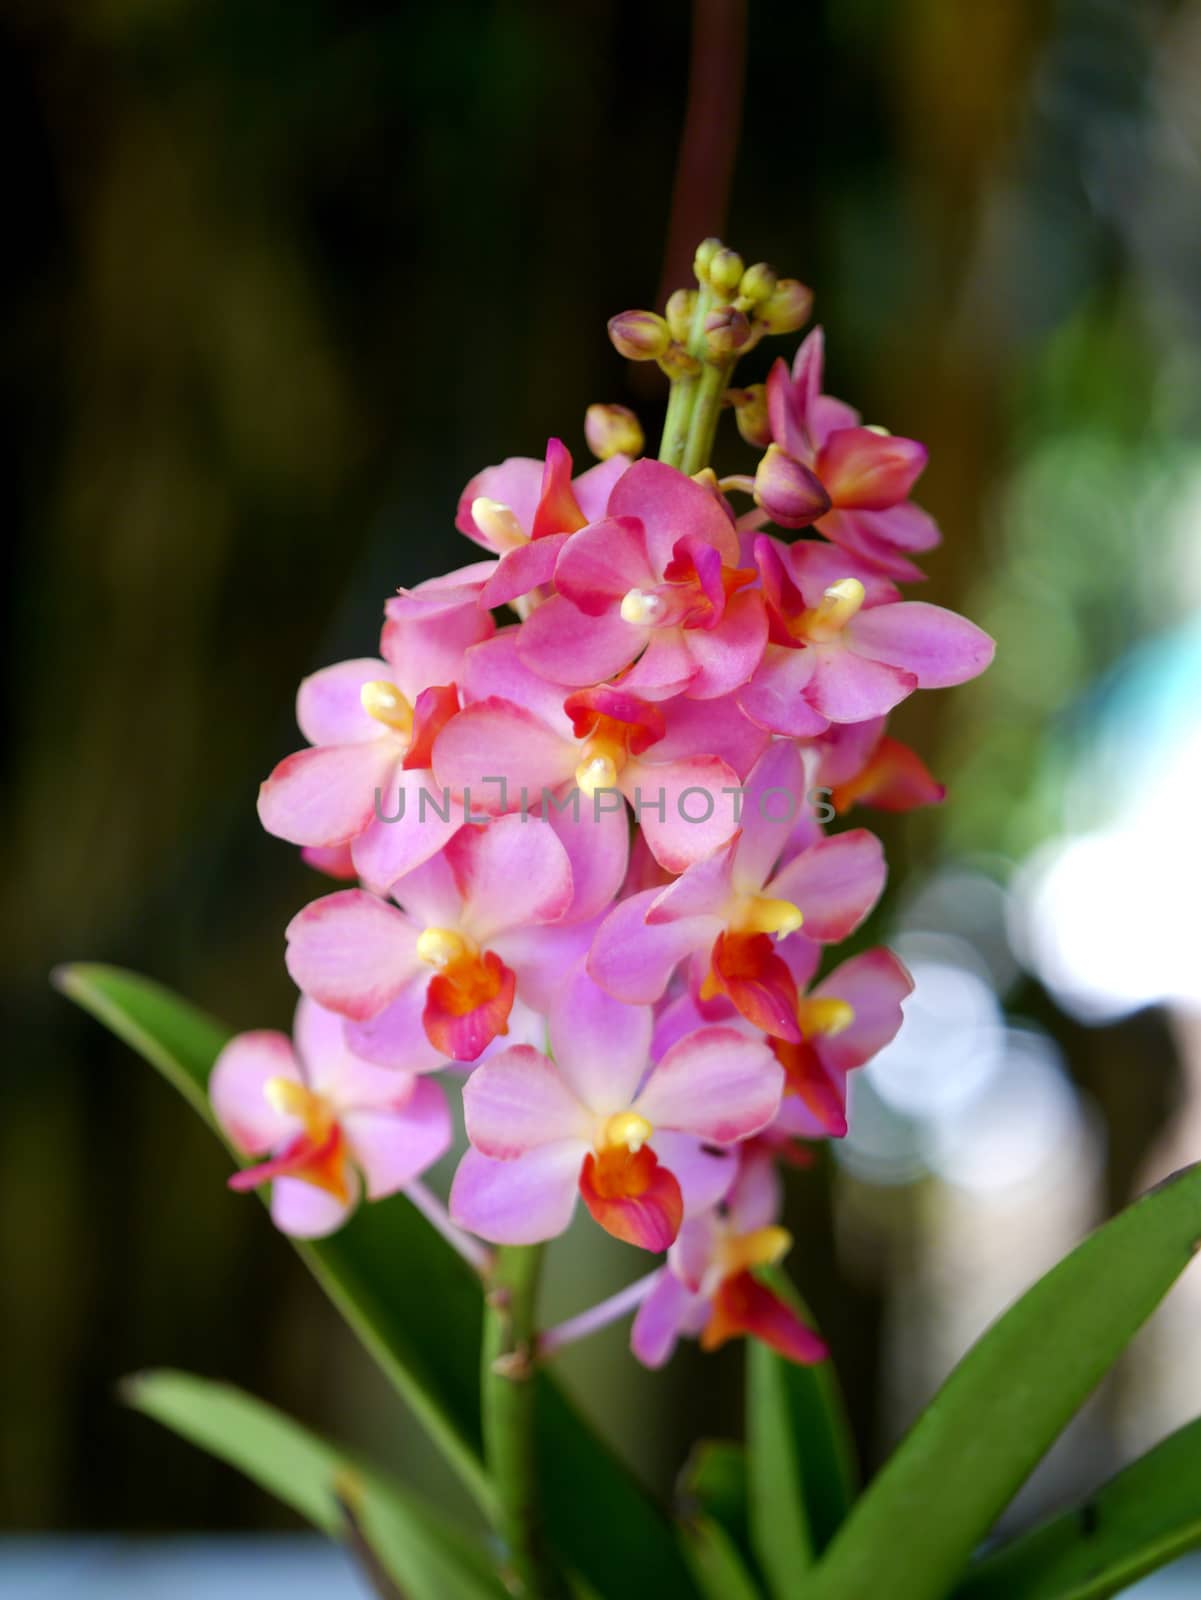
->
(678, 1515), (765, 1600)
(58, 963), (699, 1600)
(953, 1414), (1201, 1600)
(745, 1275), (856, 1594)
(806, 1163), (1201, 1600)
(125, 1368), (503, 1600)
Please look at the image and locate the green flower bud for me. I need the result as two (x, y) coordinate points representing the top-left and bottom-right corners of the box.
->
(585, 403), (645, 461)
(739, 262), (778, 305)
(704, 306), (752, 356)
(665, 288), (697, 343)
(730, 383), (772, 447)
(693, 237), (723, 282)
(759, 278), (814, 335)
(708, 247), (746, 299)
(607, 310), (672, 361)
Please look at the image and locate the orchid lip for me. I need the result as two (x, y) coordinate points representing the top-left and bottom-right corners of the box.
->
(798, 996), (855, 1038)
(731, 895), (805, 937)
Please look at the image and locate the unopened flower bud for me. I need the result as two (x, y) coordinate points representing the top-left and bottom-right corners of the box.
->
(708, 247), (746, 299)
(730, 383), (772, 447)
(693, 237), (723, 282)
(753, 443), (831, 528)
(704, 306), (752, 356)
(607, 310), (671, 361)
(665, 287), (697, 342)
(658, 342), (702, 379)
(759, 278), (814, 335)
(585, 403), (644, 461)
(739, 262), (778, 304)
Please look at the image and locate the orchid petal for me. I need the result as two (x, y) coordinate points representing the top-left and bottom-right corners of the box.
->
(634, 1026), (783, 1143)
(285, 890), (421, 1021)
(767, 830), (887, 944)
(210, 1031), (301, 1154)
(449, 1143), (583, 1245)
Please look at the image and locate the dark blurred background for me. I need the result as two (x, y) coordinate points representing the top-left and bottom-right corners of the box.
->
(5, 0), (1201, 1549)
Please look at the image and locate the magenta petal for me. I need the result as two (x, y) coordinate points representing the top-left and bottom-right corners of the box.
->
(630, 1269), (695, 1369)
(572, 454), (631, 521)
(635, 1026), (782, 1142)
(480, 534), (568, 607)
(543, 784), (629, 923)
(609, 458), (740, 572)
(555, 517), (655, 612)
(463, 1045), (590, 1157)
(588, 890), (713, 1004)
(767, 830), (886, 944)
(846, 602), (995, 688)
(732, 741), (808, 894)
(449, 1143), (583, 1245)
(813, 947), (913, 1073)
(737, 644), (829, 737)
(449, 815), (573, 942)
(804, 641), (917, 723)
(433, 698), (574, 806)
(297, 658), (394, 746)
(728, 1149), (783, 1234)
(653, 1131), (739, 1216)
(818, 427), (927, 510)
(342, 984), (445, 1073)
(617, 629), (699, 698)
(285, 890), (421, 1021)
(270, 1175), (357, 1239)
(656, 692), (770, 776)
(461, 631), (573, 728)
(350, 770), (462, 894)
(626, 754), (741, 873)
(518, 594), (643, 686)
(380, 589), (493, 691)
(548, 964), (653, 1113)
(343, 1078), (451, 1199)
(682, 591), (768, 699)
(258, 741), (397, 847)
(210, 1031), (301, 1154)
(457, 456), (544, 544)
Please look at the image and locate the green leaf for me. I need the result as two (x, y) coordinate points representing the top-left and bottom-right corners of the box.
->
(58, 963), (700, 1600)
(677, 1440), (754, 1571)
(744, 1277), (856, 1596)
(55, 962), (491, 1512)
(678, 1515), (765, 1600)
(125, 1368), (503, 1600)
(952, 1414), (1201, 1600)
(805, 1163), (1201, 1600)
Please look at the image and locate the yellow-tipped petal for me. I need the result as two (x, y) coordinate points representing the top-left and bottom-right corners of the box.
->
(601, 1110), (654, 1153)
(416, 926), (476, 970)
(263, 1077), (334, 1142)
(360, 679), (413, 735)
(471, 496), (527, 551)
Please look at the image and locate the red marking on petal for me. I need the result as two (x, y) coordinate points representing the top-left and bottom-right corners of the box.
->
(228, 1127), (352, 1202)
(701, 1271), (827, 1364)
(423, 949), (516, 1062)
(563, 687), (666, 756)
(403, 684), (460, 771)
(579, 1146), (683, 1252)
(833, 734), (945, 814)
(773, 1039), (848, 1137)
(531, 438), (588, 541)
(662, 536), (757, 631)
(705, 933), (802, 1042)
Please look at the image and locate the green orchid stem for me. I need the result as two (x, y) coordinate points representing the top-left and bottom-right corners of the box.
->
(481, 1244), (565, 1599)
(658, 278), (738, 475)
(680, 354), (736, 477)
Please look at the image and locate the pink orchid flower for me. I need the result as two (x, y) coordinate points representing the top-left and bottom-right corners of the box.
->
(517, 459), (768, 699)
(735, 535), (994, 728)
(813, 716), (946, 815)
(257, 596), (492, 892)
(654, 942), (913, 1141)
(284, 816), (574, 1061)
(764, 327), (940, 581)
(588, 743), (886, 1039)
(456, 437), (630, 608)
(432, 631), (746, 877)
(210, 996), (451, 1238)
(631, 1149), (826, 1368)
(450, 967), (780, 1250)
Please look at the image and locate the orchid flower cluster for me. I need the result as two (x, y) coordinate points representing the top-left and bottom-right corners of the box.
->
(212, 237), (994, 1374)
